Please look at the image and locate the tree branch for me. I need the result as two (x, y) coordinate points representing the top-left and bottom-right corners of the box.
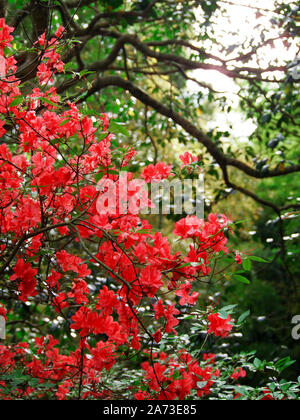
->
(75, 75), (300, 181)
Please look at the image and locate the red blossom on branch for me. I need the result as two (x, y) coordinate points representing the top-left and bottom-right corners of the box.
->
(0, 18), (246, 401)
(207, 313), (233, 338)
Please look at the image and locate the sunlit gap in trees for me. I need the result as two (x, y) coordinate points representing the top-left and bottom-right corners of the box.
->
(186, 0), (298, 142)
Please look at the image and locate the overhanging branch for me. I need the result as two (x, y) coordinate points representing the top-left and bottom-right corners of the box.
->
(76, 75), (300, 181)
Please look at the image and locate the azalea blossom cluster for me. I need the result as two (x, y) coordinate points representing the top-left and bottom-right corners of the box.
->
(136, 350), (249, 400)
(0, 19), (244, 400)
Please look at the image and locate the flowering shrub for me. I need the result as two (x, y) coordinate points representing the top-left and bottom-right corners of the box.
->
(0, 19), (299, 400)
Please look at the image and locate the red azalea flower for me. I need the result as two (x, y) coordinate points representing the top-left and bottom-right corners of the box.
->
(207, 312), (233, 338)
(179, 152), (198, 169)
(235, 253), (242, 264)
(0, 304), (7, 320)
(231, 367), (247, 380)
(142, 162), (173, 183)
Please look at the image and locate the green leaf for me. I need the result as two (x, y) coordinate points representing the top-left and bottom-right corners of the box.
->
(58, 118), (71, 127)
(269, 382), (276, 392)
(177, 262), (201, 269)
(232, 218), (251, 226)
(9, 97), (23, 107)
(220, 304), (238, 313)
(242, 259), (252, 271)
(232, 274), (251, 284)
(94, 173), (103, 183)
(275, 357), (296, 373)
(109, 120), (130, 137)
(253, 358), (263, 369)
(280, 382), (291, 392)
(79, 69), (95, 77)
(248, 256), (270, 263)
(135, 229), (151, 234)
(218, 311), (228, 320)
(107, 169), (120, 175)
(237, 310), (250, 325)
(41, 97), (59, 107)
(97, 133), (109, 141)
